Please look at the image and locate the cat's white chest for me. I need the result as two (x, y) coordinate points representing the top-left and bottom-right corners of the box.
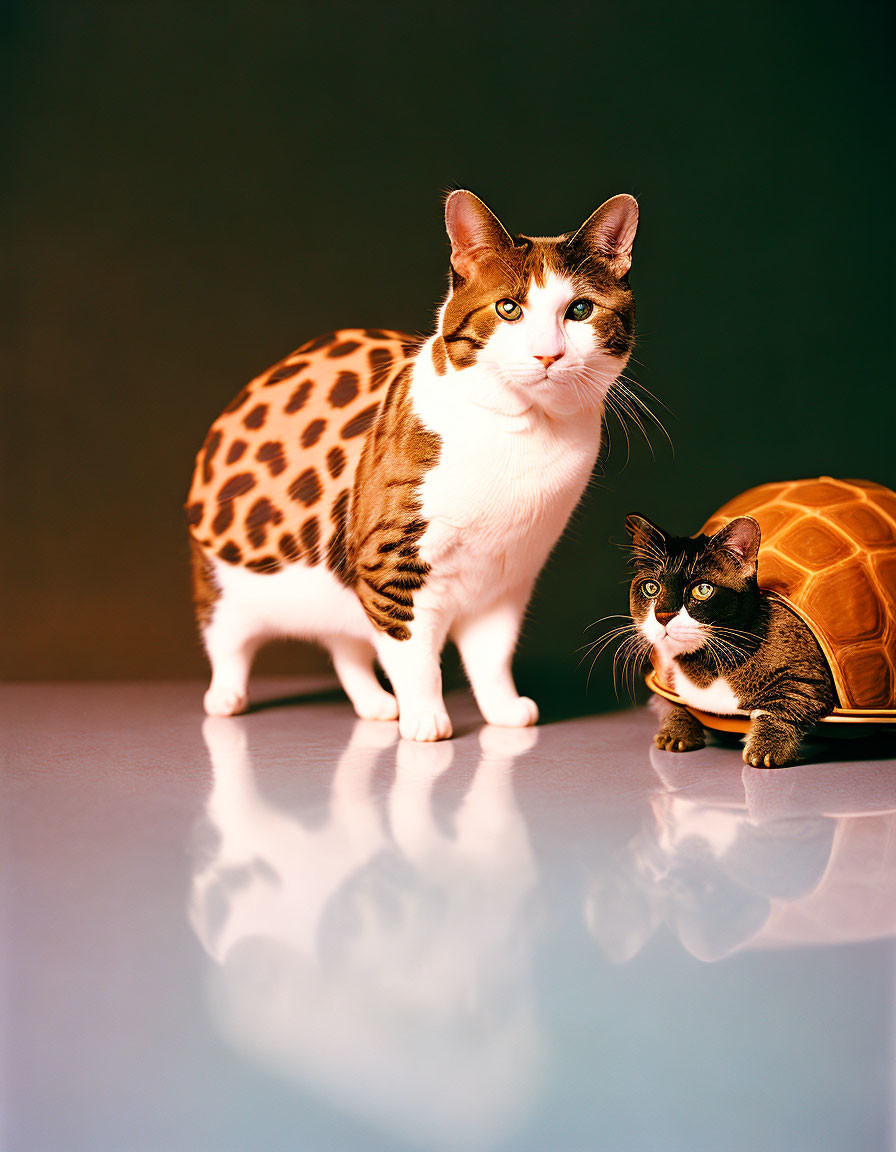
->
(417, 407), (597, 578)
(671, 665), (745, 716)
(415, 363), (598, 535)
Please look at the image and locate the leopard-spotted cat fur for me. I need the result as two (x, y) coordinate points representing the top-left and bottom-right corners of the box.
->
(186, 190), (639, 740)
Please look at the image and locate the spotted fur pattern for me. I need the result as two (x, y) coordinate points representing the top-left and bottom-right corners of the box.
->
(186, 190), (640, 739)
(186, 329), (415, 575)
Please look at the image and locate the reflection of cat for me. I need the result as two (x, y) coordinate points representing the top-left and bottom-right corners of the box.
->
(191, 718), (391, 966)
(191, 718), (541, 1152)
(585, 744), (896, 964)
(625, 514), (835, 766)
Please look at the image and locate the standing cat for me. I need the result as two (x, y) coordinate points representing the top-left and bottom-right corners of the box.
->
(624, 514), (836, 766)
(186, 190), (639, 741)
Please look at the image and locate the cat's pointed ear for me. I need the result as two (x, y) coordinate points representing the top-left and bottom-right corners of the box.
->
(625, 513), (667, 566)
(572, 194), (639, 278)
(445, 190), (514, 280)
(709, 517), (761, 576)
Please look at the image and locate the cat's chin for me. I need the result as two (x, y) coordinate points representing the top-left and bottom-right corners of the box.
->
(669, 639), (706, 656)
(534, 377), (609, 419)
(473, 361), (618, 420)
(472, 377), (596, 421)
(653, 633), (706, 659)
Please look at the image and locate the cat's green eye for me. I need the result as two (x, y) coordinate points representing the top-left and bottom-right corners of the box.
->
(496, 298), (522, 322)
(691, 583), (715, 601)
(640, 580), (660, 598)
(565, 299), (594, 322)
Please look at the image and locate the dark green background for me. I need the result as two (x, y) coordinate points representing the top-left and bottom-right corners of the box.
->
(5, 1), (893, 713)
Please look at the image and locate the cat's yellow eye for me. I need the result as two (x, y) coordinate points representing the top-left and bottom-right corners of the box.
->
(565, 299), (594, 322)
(495, 298), (522, 322)
(640, 580), (660, 598)
(691, 583), (714, 601)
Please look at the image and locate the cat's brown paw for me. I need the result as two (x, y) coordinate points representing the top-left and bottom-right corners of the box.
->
(654, 732), (704, 753)
(742, 740), (798, 769)
(654, 706), (705, 753)
(743, 717), (802, 768)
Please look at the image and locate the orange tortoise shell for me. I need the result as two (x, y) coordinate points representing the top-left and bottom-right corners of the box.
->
(646, 477), (896, 728)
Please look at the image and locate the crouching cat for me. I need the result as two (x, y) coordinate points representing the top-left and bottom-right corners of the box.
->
(186, 190), (640, 741)
(625, 514), (835, 767)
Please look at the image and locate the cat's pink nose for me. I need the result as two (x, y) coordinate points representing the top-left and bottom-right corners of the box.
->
(534, 354), (561, 367)
(655, 611), (676, 626)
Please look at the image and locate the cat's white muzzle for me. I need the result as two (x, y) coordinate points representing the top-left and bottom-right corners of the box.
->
(642, 607), (706, 656)
(664, 623), (706, 655)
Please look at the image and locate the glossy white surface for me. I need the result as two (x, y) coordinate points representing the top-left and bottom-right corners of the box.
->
(4, 682), (896, 1151)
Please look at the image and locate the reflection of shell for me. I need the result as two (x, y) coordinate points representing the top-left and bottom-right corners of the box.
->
(701, 478), (896, 714)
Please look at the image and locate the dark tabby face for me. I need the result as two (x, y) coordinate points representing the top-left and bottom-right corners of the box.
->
(625, 514), (763, 660)
(431, 191), (638, 416)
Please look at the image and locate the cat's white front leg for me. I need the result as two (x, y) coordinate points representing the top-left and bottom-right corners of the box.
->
(452, 584), (539, 729)
(375, 609), (452, 742)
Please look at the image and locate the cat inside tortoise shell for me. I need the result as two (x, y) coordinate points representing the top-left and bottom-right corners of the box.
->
(623, 478), (896, 767)
(186, 189), (641, 740)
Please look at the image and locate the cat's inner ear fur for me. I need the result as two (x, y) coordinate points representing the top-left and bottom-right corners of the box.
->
(709, 516), (761, 576)
(445, 190), (514, 280)
(625, 513), (668, 568)
(571, 194), (639, 278)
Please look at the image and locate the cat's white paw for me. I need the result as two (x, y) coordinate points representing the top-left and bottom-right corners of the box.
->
(399, 710), (453, 742)
(481, 696), (539, 729)
(352, 690), (400, 722)
(203, 685), (249, 717)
